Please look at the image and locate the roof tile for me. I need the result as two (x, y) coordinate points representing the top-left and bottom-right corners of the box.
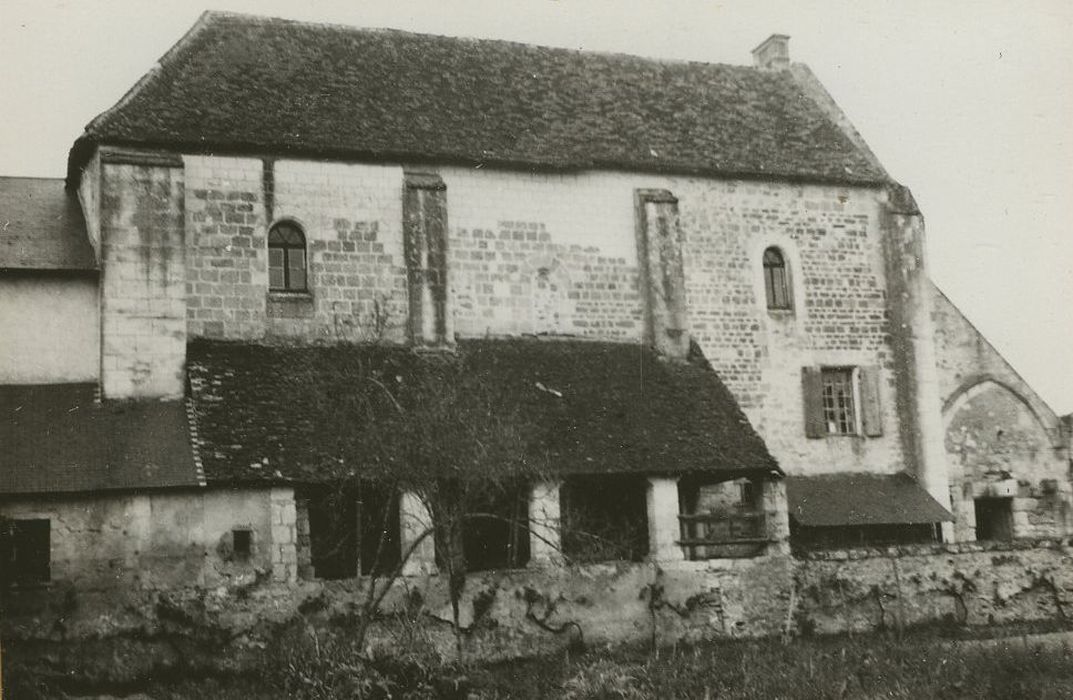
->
(786, 472), (953, 527)
(0, 178), (95, 271)
(186, 338), (780, 484)
(0, 384), (200, 495)
(72, 12), (886, 185)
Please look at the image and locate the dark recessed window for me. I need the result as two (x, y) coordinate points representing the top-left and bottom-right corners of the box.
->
(268, 222), (307, 292)
(232, 529), (252, 560)
(762, 247), (792, 310)
(1, 518), (51, 586)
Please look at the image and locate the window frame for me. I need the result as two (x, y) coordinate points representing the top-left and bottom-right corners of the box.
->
(268, 221), (308, 293)
(762, 246), (793, 311)
(820, 367), (861, 436)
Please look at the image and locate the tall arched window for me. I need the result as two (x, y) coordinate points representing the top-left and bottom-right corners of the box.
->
(268, 222), (307, 292)
(762, 246), (791, 310)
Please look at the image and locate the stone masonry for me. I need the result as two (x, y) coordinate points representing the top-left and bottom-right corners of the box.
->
(171, 158), (912, 481)
(269, 487), (299, 583)
(98, 153), (187, 399)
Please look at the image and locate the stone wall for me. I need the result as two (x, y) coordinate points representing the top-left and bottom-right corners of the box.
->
(0, 274), (99, 383)
(98, 154), (187, 399)
(933, 287), (1070, 540)
(183, 156), (409, 343)
(169, 154), (905, 478)
(0, 487), (292, 596)
(796, 539), (1073, 635)
(8, 535), (1073, 660)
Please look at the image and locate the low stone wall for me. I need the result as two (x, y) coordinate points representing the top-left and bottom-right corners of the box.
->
(4, 540), (1071, 666)
(795, 539), (1073, 635)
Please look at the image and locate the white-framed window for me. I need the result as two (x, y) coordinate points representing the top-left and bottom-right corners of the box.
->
(803, 365), (883, 438)
(820, 367), (859, 435)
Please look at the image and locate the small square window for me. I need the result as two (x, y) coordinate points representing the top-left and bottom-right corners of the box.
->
(2, 518), (51, 586)
(232, 529), (252, 559)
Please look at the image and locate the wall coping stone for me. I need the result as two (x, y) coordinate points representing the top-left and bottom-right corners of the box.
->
(796, 537), (1073, 561)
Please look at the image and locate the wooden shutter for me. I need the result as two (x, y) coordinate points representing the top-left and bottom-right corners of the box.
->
(860, 365), (883, 437)
(802, 366), (825, 438)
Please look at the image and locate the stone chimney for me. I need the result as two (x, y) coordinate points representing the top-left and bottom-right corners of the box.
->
(752, 34), (790, 70)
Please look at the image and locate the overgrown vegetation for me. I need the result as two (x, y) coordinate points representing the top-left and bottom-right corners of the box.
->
(283, 347), (551, 658)
(8, 625), (1073, 699)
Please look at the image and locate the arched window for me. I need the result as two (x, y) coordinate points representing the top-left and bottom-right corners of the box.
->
(268, 222), (307, 292)
(762, 246), (791, 310)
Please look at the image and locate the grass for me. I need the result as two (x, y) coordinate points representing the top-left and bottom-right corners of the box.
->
(7, 627), (1073, 699)
(471, 632), (1073, 699)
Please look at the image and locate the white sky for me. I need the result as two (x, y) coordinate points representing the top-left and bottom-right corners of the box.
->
(2, 0), (1070, 413)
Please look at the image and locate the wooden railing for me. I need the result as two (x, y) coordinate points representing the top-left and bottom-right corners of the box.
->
(678, 510), (769, 559)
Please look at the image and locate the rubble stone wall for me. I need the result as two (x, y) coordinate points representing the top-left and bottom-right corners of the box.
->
(795, 539), (1073, 634)
(933, 288), (1070, 539)
(0, 488), (285, 595)
(6, 535), (1072, 662)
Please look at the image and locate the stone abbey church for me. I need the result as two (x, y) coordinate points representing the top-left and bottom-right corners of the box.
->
(2, 12), (1070, 644)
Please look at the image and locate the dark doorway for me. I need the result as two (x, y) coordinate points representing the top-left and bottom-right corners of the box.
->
(306, 485), (400, 579)
(560, 475), (649, 563)
(460, 485), (530, 572)
(975, 497), (1014, 541)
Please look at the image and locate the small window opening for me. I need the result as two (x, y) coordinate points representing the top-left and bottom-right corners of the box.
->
(232, 529), (252, 560)
(1, 518), (51, 586)
(561, 476), (649, 563)
(974, 497), (1014, 541)
(821, 367), (858, 435)
(268, 222), (307, 292)
(455, 484), (530, 572)
(762, 247), (792, 311)
(678, 476), (768, 559)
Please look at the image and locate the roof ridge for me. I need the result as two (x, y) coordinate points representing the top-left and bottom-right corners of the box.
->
(200, 9), (758, 73)
(68, 12), (889, 188)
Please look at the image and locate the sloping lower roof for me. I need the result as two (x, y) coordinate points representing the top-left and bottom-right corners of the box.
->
(70, 11), (886, 186)
(186, 338), (779, 484)
(0, 384), (201, 495)
(786, 472), (953, 527)
(0, 177), (96, 271)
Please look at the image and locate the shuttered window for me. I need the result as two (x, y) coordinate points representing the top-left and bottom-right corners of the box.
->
(802, 366), (883, 438)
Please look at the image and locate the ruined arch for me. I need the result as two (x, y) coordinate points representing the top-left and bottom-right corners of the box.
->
(943, 376), (1059, 449)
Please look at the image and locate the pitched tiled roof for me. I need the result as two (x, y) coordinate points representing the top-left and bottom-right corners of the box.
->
(0, 177), (96, 271)
(69, 12), (886, 186)
(0, 384), (201, 495)
(186, 338), (779, 485)
(786, 472), (953, 527)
